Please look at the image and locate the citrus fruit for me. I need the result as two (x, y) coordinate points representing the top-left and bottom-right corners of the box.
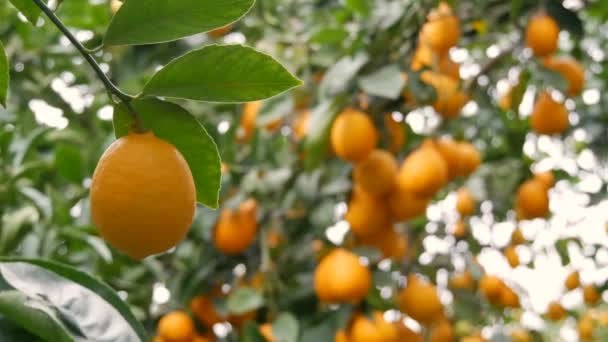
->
(430, 319), (455, 342)
(314, 248), (371, 303)
(530, 91), (569, 135)
(259, 323), (276, 342)
(398, 275), (444, 326)
(384, 113), (406, 153)
(578, 317), (594, 341)
(190, 295), (224, 327)
(213, 199), (258, 255)
(525, 13), (560, 57)
(353, 149), (398, 196)
(358, 226), (408, 260)
(499, 285), (520, 308)
(158, 311), (196, 342)
(394, 322), (424, 341)
(543, 57), (585, 96)
(452, 220), (467, 239)
(583, 285), (600, 305)
(345, 186), (390, 237)
(534, 170), (555, 189)
(546, 301), (567, 321)
(565, 271), (580, 291)
(335, 330), (350, 342)
(349, 311), (398, 342)
(331, 109), (378, 162)
(479, 275), (503, 303)
(516, 179), (549, 219)
(449, 271), (474, 290)
(90, 132), (196, 259)
(420, 2), (461, 55)
(456, 187), (476, 217)
(511, 228), (526, 245)
(387, 187), (429, 222)
(397, 141), (448, 197)
(420, 71), (468, 119)
(510, 329), (531, 342)
(504, 246), (520, 268)
(292, 109), (311, 140)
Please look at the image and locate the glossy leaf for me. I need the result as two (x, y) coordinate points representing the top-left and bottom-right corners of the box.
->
(104, 0), (255, 46)
(303, 95), (348, 169)
(0, 207), (38, 254)
(142, 45), (302, 103)
(54, 144), (84, 183)
(0, 258), (147, 341)
(0, 41), (7, 108)
(8, 0), (41, 24)
(226, 287), (264, 315)
(0, 291), (76, 342)
(358, 64), (405, 99)
(272, 312), (299, 342)
(113, 98), (221, 208)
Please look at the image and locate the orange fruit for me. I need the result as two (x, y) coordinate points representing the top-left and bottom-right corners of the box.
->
(458, 142), (481, 176)
(598, 311), (608, 326)
(479, 275), (503, 303)
(511, 228), (526, 245)
(208, 24), (233, 38)
(543, 57), (585, 96)
(583, 285), (600, 305)
(411, 44), (460, 80)
(314, 248), (371, 303)
(452, 220), (467, 239)
(335, 330), (350, 342)
(259, 323), (276, 342)
(449, 271), (474, 290)
(534, 170), (555, 189)
(456, 188), (476, 217)
(331, 109), (378, 162)
(499, 285), (520, 308)
(461, 335), (487, 342)
(238, 101), (262, 143)
(394, 322), (423, 341)
(213, 199), (258, 255)
(387, 187), (429, 222)
(292, 110), (311, 140)
(398, 275), (444, 326)
(397, 142), (448, 197)
(545, 301), (567, 321)
(525, 13), (560, 57)
(158, 311), (196, 342)
(430, 320), (455, 342)
(190, 295), (224, 327)
(358, 226), (408, 260)
(516, 179), (549, 219)
(345, 186), (390, 237)
(565, 271), (580, 291)
(504, 246), (520, 268)
(384, 114), (406, 153)
(578, 317), (594, 341)
(420, 2), (461, 55)
(420, 72), (468, 119)
(510, 329), (531, 342)
(435, 139), (466, 179)
(353, 149), (399, 196)
(530, 91), (569, 135)
(349, 311), (399, 342)
(90, 132), (196, 259)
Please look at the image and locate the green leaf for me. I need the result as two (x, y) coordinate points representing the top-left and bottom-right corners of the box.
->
(104, 0), (255, 46)
(310, 28), (349, 44)
(0, 41), (7, 108)
(0, 258), (147, 341)
(18, 187), (52, 219)
(0, 318), (45, 342)
(546, 1), (583, 37)
(0, 291), (75, 342)
(8, 0), (42, 24)
(272, 312), (299, 342)
(303, 95), (348, 169)
(242, 321), (267, 342)
(142, 45), (301, 103)
(319, 53), (368, 99)
(344, 0), (371, 16)
(358, 64), (405, 99)
(257, 93), (294, 127)
(226, 287), (264, 315)
(113, 98), (221, 208)
(55, 144), (84, 183)
(0, 207), (38, 255)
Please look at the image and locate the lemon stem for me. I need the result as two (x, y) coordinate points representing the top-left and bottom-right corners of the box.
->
(31, 0), (145, 132)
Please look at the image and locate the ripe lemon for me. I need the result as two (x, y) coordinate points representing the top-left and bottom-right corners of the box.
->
(578, 317), (594, 341)
(534, 170), (555, 189)
(436, 139), (466, 179)
(499, 285), (520, 308)
(516, 179), (549, 219)
(430, 320), (455, 342)
(504, 246), (520, 268)
(292, 109), (311, 140)
(158, 311), (196, 342)
(345, 186), (390, 237)
(511, 329), (531, 342)
(358, 226), (408, 260)
(331, 109), (378, 162)
(387, 187), (429, 222)
(511, 228), (526, 245)
(546, 301), (567, 321)
(525, 13), (560, 57)
(449, 271), (474, 290)
(397, 141), (448, 197)
(479, 275), (503, 303)
(420, 2), (461, 55)
(395, 322), (423, 341)
(259, 323), (276, 342)
(90, 132), (196, 259)
(583, 285), (600, 305)
(213, 199), (258, 255)
(421, 72), (468, 119)
(411, 44), (460, 80)
(190, 295), (224, 327)
(456, 187), (476, 217)
(349, 311), (399, 342)
(458, 141), (481, 175)
(335, 330), (350, 342)
(238, 101), (262, 143)
(384, 113), (406, 153)
(353, 149), (398, 196)
(314, 248), (371, 303)
(543, 57), (585, 96)
(398, 275), (444, 326)
(530, 91), (569, 135)
(565, 271), (580, 291)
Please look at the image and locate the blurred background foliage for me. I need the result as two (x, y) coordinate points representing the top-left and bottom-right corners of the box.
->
(2, 0), (608, 341)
